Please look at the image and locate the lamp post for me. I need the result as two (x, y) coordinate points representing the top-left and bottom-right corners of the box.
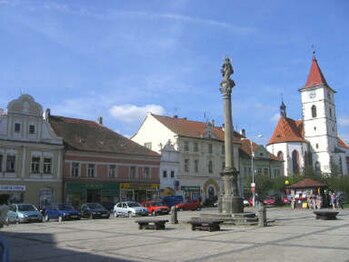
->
(241, 135), (262, 207)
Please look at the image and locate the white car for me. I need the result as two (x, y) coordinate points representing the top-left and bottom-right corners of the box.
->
(113, 201), (148, 217)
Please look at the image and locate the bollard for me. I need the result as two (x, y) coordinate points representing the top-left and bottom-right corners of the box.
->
(58, 216), (63, 224)
(258, 203), (267, 227)
(170, 206), (178, 224)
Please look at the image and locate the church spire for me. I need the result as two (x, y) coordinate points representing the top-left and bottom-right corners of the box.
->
(304, 51), (328, 89)
(280, 98), (287, 118)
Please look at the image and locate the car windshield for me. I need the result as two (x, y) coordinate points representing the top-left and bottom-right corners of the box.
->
(88, 203), (103, 209)
(128, 202), (141, 207)
(58, 204), (74, 210)
(18, 205), (36, 212)
(152, 202), (164, 206)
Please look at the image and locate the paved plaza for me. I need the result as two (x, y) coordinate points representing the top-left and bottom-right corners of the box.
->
(1, 207), (349, 262)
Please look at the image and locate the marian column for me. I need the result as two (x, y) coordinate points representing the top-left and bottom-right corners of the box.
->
(219, 57), (243, 214)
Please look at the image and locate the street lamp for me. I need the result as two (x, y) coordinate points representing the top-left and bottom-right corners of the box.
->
(241, 135), (262, 207)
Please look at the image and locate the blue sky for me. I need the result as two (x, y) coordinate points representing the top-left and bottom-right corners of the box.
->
(1, 0), (349, 145)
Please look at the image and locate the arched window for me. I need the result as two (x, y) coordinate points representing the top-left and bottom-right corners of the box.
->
(208, 186), (215, 201)
(277, 151), (284, 160)
(315, 161), (321, 175)
(311, 105), (317, 118)
(292, 150), (300, 175)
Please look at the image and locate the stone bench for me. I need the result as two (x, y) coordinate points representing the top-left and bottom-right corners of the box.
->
(313, 210), (339, 220)
(188, 218), (223, 232)
(135, 219), (169, 230)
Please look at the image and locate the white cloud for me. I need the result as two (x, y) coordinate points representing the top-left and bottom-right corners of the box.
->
(270, 113), (280, 122)
(338, 116), (349, 127)
(109, 104), (165, 123)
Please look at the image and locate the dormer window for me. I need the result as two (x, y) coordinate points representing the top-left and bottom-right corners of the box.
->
(29, 125), (35, 134)
(14, 123), (21, 133)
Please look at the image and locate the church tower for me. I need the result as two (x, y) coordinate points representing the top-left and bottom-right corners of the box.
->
(299, 53), (338, 175)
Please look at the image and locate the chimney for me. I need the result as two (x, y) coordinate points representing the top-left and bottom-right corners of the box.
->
(240, 129), (246, 137)
(97, 116), (103, 125)
(173, 115), (178, 118)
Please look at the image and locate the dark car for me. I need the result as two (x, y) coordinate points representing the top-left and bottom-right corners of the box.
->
(175, 200), (201, 211)
(42, 203), (81, 222)
(81, 203), (110, 219)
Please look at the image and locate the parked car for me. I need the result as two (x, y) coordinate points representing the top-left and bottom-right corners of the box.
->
(142, 201), (170, 216)
(81, 203), (110, 219)
(263, 196), (276, 206)
(175, 200), (201, 211)
(7, 203), (43, 223)
(162, 195), (184, 208)
(113, 201), (148, 217)
(42, 203), (81, 222)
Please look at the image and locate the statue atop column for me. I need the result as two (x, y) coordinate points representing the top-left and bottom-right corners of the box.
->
(220, 57), (235, 94)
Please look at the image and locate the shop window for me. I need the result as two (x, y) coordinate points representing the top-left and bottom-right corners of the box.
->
(43, 158), (52, 174)
(6, 155), (16, 172)
(208, 160), (213, 173)
(87, 164), (95, 178)
(108, 165), (117, 178)
(184, 159), (189, 172)
(31, 156), (41, 174)
(194, 160), (199, 173)
(29, 124), (35, 134)
(71, 162), (80, 177)
(14, 123), (20, 133)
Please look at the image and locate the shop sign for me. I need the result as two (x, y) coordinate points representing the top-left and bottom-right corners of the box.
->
(120, 183), (159, 190)
(181, 186), (200, 191)
(0, 185), (26, 191)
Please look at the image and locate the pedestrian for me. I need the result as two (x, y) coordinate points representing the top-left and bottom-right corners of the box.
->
(337, 193), (344, 209)
(330, 193), (337, 209)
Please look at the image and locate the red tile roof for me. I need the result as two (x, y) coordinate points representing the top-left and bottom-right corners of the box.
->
(338, 137), (349, 150)
(49, 115), (159, 157)
(267, 116), (304, 145)
(288, 178), (326, 189)
(304, 57), (328, 89)
(240, 139), (281, 161)
(152, 114), (242, 142)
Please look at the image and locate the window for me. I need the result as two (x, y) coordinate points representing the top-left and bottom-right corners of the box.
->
(184, 141), (189, 151)
(329, 108), (332, 118)
(31, 157), (40, 173)
(130, 166), (137, 179)
(0, 154), (2, 172)
(263, 168), (269, 175)
(193, 142), (198, 152)
(6, 155), (16, 172)
(170, 171), (175, 178)
(221, 145), (225, 154)
(222, 162), (225, 171)
(109, 165), (117, 178)
(208, 144), (213, 154)
(311, 105), (317, 118)
(163, 170), (167, 178)
(194, 160), (199, 173)
(29, 125), (35, 134)
(14, 123), (20, 133)
(184, 159), (189, 172)
(144, 167), (151, 179)
(208, 160), (213, 173)
(277, 151), (284, 160)
(144, 142), (152, 150)
(71, 162), (80, 177)
(257, 168), (262, 175)
(43, 158), (52, 174)
(87, 164), (95, 178)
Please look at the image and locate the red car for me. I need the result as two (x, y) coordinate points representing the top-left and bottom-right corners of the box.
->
(175, 200), (201, 211)
(263, 196), (276, 206)
(142, 201), (170, 216)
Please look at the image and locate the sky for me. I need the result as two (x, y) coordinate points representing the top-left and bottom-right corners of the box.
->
(1, 0), (349, 145)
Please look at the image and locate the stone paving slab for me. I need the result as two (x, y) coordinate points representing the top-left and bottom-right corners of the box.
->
(1, 207), (349, 261)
